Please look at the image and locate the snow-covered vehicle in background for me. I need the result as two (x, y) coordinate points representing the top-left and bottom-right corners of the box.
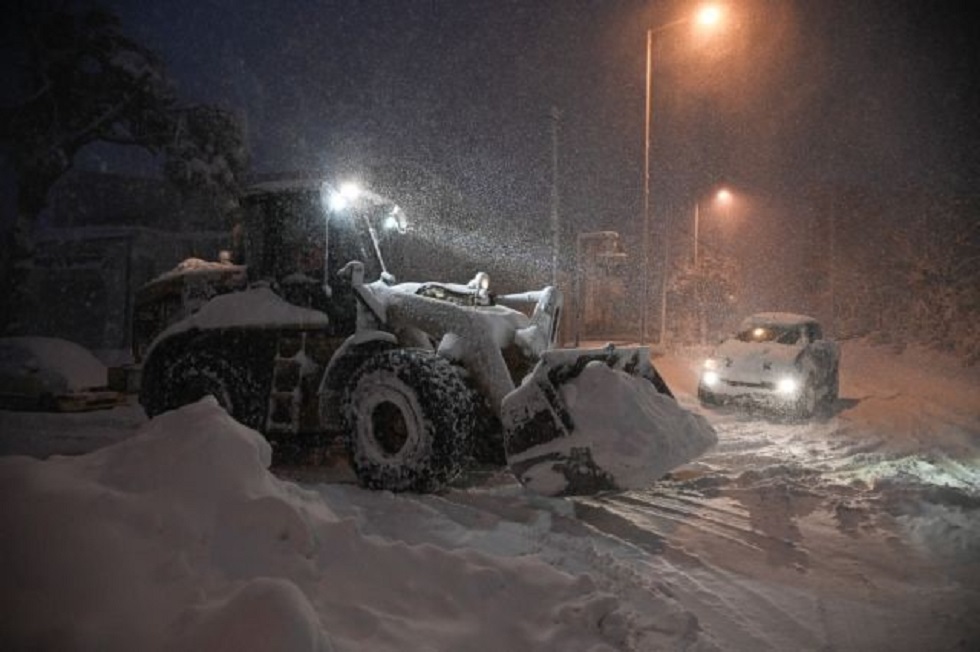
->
(698, 312), (839, 418)
(0, 337), (123, 412)
(137, 178), (713, 496)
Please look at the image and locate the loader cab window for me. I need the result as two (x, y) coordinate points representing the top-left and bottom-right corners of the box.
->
(328, 212), (383, 281)
(240, 184), (389, 333)
(241, 186), (385, 283)
(242, 188), (325, 282)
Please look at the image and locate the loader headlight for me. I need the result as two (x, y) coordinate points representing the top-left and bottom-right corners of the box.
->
(328, 192), (349, 212)
(776, 376), (800, 395)
(468, 272), (490, 291)
(383, 206), (407, 232)
(702, 370), (720, 387)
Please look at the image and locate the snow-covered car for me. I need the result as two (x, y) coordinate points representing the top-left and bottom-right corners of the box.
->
(697, 313), (839, 417)
(0, 337), (123, 412)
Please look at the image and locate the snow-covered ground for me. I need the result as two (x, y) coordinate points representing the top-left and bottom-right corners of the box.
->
(1, 340), (978, 650)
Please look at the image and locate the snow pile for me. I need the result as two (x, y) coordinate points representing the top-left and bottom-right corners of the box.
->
(0, 336), (107, 392)
(507, 361), (717, 496)
(0, 398), (637, 651)
(564, 362), (717, 484)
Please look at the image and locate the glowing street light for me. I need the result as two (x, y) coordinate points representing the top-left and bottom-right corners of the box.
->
(641, 4), (727, 346)
(695, 5), (724, 28)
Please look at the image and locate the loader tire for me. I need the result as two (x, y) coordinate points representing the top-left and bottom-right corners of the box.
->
(141, 349), (266, 431)
(343, 349), (475, 493)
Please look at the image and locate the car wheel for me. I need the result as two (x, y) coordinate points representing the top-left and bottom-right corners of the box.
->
(824, 364), (840, 405)
(141, 348), (266, 430)
(794, 377), (817, 419)
(343, 349), (475, 493)
(698, 384), (718, 406)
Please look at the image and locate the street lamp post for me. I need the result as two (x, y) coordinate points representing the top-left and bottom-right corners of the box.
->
(694, 187), (731, 266)
(692, 187), (733, 344)
(693, 200), (701, 267)
(640, 26), (653, 346)
(640, 4), (725, 346)
(550, 106), (562, 289)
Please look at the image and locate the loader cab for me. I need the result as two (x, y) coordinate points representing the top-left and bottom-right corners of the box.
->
(239, 180), (396, 333)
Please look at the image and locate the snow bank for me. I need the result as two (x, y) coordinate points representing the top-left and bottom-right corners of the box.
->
(0, 398), (637, 651)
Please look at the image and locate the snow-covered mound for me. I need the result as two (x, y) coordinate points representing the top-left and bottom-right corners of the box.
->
(0, 336), (107, 393)
(506, 361), (718, 496)
(563, 362), (718, 485)
(0, 398), (636, 651)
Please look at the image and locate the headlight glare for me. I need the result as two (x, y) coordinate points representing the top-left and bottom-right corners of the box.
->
(702, 371), (720, 387)
(776, 376), (799, 395)
(469, 272), (490, 291)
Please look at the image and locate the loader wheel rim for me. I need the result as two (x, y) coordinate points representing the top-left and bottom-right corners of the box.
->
(352, 372), (424, 462)
(371, 400), (411, 456)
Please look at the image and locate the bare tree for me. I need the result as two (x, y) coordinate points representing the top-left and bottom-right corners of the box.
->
(0, 0), (248, 333)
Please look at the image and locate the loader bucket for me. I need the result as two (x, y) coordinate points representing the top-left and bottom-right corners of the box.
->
(500, 345), (716, 497)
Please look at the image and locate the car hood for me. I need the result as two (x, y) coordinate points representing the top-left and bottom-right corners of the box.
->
(711, 338), (801, 376)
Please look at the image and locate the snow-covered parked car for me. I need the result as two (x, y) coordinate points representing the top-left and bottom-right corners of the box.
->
(697, 313), (839, 418)
(0, 337), (123, 412)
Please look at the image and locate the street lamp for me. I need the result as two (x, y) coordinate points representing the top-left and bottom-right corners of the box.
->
(692, 187), (733, 345)
(640, 4), (726, 346)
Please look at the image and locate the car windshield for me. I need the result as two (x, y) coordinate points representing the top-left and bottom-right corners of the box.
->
(735, 325), (800, 345)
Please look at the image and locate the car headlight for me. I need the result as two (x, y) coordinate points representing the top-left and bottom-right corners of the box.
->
(702, 370), (720, 387)
(776, 376), (799, 395)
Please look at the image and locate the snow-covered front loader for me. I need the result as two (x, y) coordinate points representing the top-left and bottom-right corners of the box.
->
(138, 178), (715, 497)
(334, 262), (709, 496)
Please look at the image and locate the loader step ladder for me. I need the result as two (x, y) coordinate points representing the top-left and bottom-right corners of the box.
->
(266, 332), (310, 435)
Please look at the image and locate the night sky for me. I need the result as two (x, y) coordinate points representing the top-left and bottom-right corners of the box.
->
(77, 0), (980, 303)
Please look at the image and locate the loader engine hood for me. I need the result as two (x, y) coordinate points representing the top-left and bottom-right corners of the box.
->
(377, 272), (559, 358)
(390, 271), (493, 308)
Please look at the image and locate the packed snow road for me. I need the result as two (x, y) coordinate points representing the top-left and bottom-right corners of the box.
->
(298, 339), (980, 649)
(567, 340), (980, 650)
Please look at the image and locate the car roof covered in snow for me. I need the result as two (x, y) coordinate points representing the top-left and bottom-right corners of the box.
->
(0, 336), (107, 392)
(739, 312), (819, 328)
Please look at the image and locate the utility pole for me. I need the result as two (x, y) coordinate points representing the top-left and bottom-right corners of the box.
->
(550, 106), (562, 289)
(828, 195), (836, 338)
(658, 209), (671, 347)
(694, 201), (706, 346)
(641, 28), (653, 345)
